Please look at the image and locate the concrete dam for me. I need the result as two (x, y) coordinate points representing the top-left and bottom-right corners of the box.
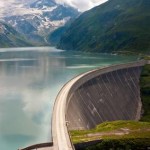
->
(20, 60), (146, 150)
(51, 60), (146, 150)
(66, 62), (144, 130)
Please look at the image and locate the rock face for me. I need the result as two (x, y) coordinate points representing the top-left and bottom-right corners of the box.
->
(2, 0), (79, 46)
(66, 64), (143, 130)
(0, 22), (32, 47)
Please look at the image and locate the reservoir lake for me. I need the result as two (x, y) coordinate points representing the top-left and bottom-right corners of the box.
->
(0, 47), (137, 149)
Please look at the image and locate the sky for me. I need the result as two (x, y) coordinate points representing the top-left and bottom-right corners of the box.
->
(56, 0), (108, 11)
(0, 0), (108, 18)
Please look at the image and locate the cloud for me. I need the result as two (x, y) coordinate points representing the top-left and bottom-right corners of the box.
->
(55, 0), (108, 11)
(0, 0), (37, 18)
(0, 2), (4, 7)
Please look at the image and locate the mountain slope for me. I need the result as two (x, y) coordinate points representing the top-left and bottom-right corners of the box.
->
(0, 22), (32, 47)
(3, 0), (79, 46)
(58, 0), (150, 54)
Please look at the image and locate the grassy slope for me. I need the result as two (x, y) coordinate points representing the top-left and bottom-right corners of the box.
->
(70, 121), (150, 144)
(70, 121), (150, 150)
(59, 0), (150, 54)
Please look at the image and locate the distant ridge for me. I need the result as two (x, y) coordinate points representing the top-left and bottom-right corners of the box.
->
(0, 22), (32, 47)
(58, 0), (150, 54)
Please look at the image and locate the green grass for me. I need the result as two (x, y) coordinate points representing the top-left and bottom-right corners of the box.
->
(70, 121), (150, 144)
(59, 0), (150, 54)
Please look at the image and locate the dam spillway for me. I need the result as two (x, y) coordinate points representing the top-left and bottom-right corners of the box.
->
(66, 61), (144, 130)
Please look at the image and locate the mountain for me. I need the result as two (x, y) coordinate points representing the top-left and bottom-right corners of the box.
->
(3, 0), (79, 46)
(58, 0), (150, 54)
(47, 18), (75, 46)
(0, 22), (32, 47)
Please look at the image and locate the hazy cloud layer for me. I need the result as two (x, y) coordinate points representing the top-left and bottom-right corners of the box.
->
(0, 0), (41, 18)
(56, 0), (108, 11)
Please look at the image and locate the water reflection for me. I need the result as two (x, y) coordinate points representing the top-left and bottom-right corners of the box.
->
(0, 47), (137, 149)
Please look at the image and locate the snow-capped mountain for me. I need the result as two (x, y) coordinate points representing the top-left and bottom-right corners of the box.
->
(2, 0), (79, 46)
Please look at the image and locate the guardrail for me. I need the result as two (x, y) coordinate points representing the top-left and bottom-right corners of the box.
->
(18, 142), (53, 150)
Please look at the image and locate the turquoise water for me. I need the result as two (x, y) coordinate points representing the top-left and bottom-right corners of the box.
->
(0, 47), (137, 149)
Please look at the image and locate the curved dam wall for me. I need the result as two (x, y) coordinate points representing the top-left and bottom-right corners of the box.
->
(66, 61), (145, 130)
(19, 61), (146, 150)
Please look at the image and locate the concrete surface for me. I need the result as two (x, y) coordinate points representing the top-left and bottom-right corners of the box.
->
(52, 60), (146, 150)
(20, 60), (146, 150)
(66, 66), (143, 130)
